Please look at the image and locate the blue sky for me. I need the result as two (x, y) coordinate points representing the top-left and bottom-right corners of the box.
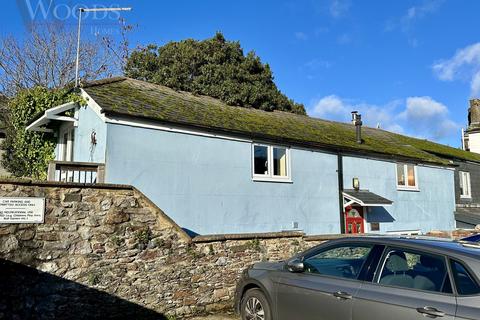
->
(2, 1), (480, 147)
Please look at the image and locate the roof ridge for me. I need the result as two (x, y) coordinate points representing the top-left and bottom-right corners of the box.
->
(81, 76), (127, 88)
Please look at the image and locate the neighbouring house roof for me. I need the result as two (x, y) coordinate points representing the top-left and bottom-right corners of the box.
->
(343, 189), (393, 207)
(78, 77), (480, 166)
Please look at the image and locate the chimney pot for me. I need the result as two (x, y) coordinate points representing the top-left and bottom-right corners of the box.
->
(468, 99), (480, 129)
(351, 111), (363, 144)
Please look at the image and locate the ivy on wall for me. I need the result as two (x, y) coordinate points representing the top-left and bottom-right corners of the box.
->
(1, 87), (83, 179)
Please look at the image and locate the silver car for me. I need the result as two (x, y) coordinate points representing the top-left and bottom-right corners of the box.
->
(234, 236), (480, 320)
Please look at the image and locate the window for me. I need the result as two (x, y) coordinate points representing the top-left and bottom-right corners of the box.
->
(303, 244), (373, 279)
(459, 171), (472, 198)
(396, 163), (418, 190)
(451, 260), (480, 295)
(253, 145), (269, 175)
(378, 249), (452, 293)
(252, 144), (290, 181)
(58, 126), (74, 161)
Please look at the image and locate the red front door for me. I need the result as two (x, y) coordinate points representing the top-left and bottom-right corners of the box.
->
(345, 205), (365, 234)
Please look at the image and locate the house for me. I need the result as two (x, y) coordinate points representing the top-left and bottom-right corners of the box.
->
(455, 99), (480, 228)
(27, 77), (480, 236)
(462, 99), (480, 153)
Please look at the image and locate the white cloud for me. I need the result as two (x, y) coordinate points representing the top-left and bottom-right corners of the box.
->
(309, 95), (459, 142)
(386, 0), (444, 47)
(433, 43), (480, 96)
(401, 0), (444, 31)
(329, 0), (350, 18)
(294, 32), (308, 41)
(304, 59), (332, 70)
(337, 33), (351, 45)
(312, 95), (348, 119)
(310, 96), (403, 133)
(400, 96), (459, 140)
(401, 96), (447, 120)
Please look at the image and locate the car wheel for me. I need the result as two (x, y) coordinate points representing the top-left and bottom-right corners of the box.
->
(241, 288), (272, 320)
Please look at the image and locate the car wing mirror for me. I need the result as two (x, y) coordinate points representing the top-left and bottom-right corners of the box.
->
(286, 259), (305, 273)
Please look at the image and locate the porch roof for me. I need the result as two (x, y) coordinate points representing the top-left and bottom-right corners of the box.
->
(343, 189), (393, 207)
(26, 102), (77, 132)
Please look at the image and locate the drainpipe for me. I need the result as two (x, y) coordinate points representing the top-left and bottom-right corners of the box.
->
(338, 153), (345, 234)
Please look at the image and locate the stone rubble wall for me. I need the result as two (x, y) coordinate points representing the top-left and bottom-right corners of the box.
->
(0, 180), (323, 319)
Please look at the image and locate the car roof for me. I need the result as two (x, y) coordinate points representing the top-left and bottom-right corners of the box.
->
(329, 236), (480, 260)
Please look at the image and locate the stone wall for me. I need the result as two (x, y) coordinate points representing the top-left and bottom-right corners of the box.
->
(0, 180), (323, 319)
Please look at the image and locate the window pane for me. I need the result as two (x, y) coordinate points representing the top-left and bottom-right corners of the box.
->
(304, 245), (372, 279)
(460, 172), (471, 197)
(397, 164), (405, 186)
(407, 165), (416, 187)
(273, 147), (287, 176)
(460, 172), (466, 195)
(62, 132), (69, 161)
(451, 260), (480, 295)
(379, 250), (449, 293)
(467, 173), (471, 196)
(253, 146), (269, 175)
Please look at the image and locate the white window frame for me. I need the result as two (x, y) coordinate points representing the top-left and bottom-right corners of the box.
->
(396, 163), (419, 191)
(58, 125), (75, 162)
(252, 143), (292, 183)
(459, 171), (472, 199)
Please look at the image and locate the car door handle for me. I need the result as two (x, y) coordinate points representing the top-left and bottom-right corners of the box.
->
(332, 291), (352, 300)
(416, 306), (445, 318)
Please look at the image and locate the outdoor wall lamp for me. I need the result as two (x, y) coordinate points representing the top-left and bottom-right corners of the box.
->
(353, 177), (360, 191)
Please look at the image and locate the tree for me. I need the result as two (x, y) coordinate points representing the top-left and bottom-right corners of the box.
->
(1, 87), (83, 179)
(0, 20), (133, 96)
(0, 20), (133, 178)
(124, 32), (305, 114)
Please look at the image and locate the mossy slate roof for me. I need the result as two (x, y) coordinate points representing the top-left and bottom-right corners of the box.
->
(82, 77), (480, 166)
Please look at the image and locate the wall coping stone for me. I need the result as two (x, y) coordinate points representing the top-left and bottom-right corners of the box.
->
(192, 231), (305, 243)
(0, 178), (133, 190)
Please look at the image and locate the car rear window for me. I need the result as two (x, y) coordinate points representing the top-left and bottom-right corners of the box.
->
(378, 249), (452, 294)
(451, 260), (480, 295)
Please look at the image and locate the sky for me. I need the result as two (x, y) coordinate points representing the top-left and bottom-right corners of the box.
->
(1, 0), (480, 147)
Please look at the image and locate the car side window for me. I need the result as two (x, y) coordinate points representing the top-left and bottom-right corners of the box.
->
(377, 249), (452, 294)
(451, 260), (480, 295)
(303, 244), (373, 280)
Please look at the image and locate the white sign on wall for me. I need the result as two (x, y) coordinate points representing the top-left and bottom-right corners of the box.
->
(0, 197), (45, 223)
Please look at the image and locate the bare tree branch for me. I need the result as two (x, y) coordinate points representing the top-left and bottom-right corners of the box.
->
(0, 20), (134, 96)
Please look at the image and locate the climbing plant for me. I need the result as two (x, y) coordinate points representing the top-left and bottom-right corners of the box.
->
(1, 87), (83, 179)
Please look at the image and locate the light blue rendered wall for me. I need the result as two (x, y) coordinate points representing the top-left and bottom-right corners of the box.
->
(73, 105), (107, 163)
(342, 156), (455, 233)
(105, 123), (341, 235)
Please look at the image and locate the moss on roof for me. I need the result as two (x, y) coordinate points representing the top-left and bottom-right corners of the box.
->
(82, 77), (480, 166)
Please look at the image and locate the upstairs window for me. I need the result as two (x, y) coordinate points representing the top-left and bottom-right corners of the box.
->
(459, 171), (472, 198)
(396, 163), (418, 190)
(252, 144), (290, 181)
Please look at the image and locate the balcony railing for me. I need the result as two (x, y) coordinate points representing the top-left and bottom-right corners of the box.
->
(47, 161), (105, 184)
